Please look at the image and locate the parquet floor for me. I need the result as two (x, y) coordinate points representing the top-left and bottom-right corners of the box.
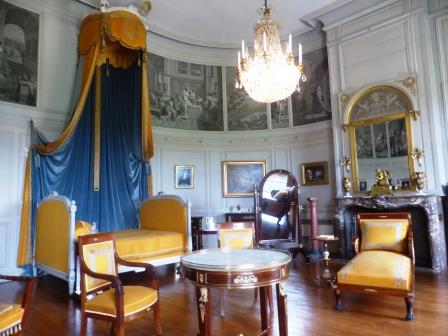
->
(1, 257), (448, 335)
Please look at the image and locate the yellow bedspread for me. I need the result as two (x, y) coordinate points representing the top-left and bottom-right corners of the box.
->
(113, 229), (185, 262)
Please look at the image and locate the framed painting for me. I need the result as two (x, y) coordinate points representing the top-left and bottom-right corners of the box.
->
(222, 160), (266, 197)
(300, 161), (329, 186)
(175, 165), (194, 189)
(0, 0), (39, 107)
(359, 180), (368, 192)
(397, 178), (410, 189)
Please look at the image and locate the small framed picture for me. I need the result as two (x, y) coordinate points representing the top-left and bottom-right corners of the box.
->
(300, 161), (329, 186)
(398, 178), (410, 189)
(175, 165), (194, 189)
(359, 180), (368, 192)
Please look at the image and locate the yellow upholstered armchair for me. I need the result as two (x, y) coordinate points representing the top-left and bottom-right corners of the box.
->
(78, 233), (162, 336)
(0, 275), (38, 335)
(333, 212), (415, 320)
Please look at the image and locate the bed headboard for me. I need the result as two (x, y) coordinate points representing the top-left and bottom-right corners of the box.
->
(34, 192), (77, 286)
(139, 195), (192, 251)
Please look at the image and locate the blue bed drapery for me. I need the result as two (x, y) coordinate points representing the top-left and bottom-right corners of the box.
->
(32, 63), (148, 232)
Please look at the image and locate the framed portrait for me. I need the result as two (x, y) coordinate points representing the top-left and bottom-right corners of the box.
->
(359, 180), (368, 192)
(222, 160), (266, 197)
(175, 165), (194, 189)
(300, 161), (329, 186)
(398, 178), (410, 189)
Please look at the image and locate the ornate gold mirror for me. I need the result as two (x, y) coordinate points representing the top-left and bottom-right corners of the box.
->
(345, 85), (417, 194)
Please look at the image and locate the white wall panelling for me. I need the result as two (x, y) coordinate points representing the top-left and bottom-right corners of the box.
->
(324, 0), (448, 195)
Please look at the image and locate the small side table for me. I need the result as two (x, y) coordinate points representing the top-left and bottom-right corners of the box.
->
(312, 236), (339, 282)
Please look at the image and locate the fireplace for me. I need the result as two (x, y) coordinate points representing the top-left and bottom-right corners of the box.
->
(335, 195), (447, 272)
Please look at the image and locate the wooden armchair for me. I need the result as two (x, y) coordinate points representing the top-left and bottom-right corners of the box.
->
(78, 233), (162, 336)
(332, 212), (415, 320)
(0, 275), (38, 335)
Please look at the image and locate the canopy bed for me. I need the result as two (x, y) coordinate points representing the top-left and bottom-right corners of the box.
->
(16, 6), (192, 288)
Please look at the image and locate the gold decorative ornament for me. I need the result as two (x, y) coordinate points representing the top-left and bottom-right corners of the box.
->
(411, 147), (425, 167)
(198, 287), (208, 323)
(370, 168), (393, 196)
(413, 172), (425, 194)
(394, 75), (417, 96)
(340, 156), (352, 173)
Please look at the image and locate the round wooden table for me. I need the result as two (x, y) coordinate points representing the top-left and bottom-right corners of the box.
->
(181, 248), (291, 336)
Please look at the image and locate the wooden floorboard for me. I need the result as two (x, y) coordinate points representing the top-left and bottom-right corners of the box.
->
(2, 257), (448, 335)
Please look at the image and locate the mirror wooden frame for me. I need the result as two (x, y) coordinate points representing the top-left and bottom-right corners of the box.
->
(343, 85), (419, 194)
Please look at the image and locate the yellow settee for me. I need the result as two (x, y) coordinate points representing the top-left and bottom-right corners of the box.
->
(332, 212), (415, 320)
(34, 193), (191, 295)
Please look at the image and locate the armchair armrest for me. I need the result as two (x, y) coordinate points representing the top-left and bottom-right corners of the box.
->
(0, 275), (36, 282)
(115, 253), (159, 289)
(352, 236), (360, 255)
(408, 232), (415, 266)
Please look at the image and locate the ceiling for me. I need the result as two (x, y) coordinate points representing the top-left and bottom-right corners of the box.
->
(109, 0), (342, 47)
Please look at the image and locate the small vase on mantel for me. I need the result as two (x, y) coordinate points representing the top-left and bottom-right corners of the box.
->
(413, 172), (426, 194)
(342, 176), (352, 197)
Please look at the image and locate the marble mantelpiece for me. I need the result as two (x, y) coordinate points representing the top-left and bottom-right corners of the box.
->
(335, 194), (447, 272)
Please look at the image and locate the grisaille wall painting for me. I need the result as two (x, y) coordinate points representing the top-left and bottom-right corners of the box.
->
(271, 99), (289, 129)
(226, 66), (267, 131)
(0, 1), (39, 107)
(148, 52), (224, 131)
(291, 47), (331, 126)
(350, 88), (409, 121)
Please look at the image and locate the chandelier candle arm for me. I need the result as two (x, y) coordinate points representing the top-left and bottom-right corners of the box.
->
(235, 0), (305, 103)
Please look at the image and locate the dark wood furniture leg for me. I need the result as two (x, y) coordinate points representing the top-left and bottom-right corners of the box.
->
(196, 286), (211, 336)
(276, 282), (288, 336)
(405, 293), (415, 321)
(333, 286), (342, 310)
(259, 286), (269, 332)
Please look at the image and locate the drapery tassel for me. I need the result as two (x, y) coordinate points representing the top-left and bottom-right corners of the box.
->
(137, 51), (141, 67)
(100, 23), (107, 52)
(106, 58), (110, 77)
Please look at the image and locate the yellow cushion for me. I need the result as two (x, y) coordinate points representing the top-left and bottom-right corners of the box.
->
(0, 304), (23, 334)
(114, 229), (185, 262)
(219, 229), (254, 249)
(360, 218), (409, 253)
(75, 221), (94, 239)
(337, 251), (411, 290)
(85, 286), (158, 317)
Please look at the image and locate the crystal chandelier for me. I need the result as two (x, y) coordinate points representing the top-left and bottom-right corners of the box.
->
(235, 0), (306, 103)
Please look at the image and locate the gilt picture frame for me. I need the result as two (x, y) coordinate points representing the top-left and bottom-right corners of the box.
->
(175, 165), (194, 189)
(300, 161), (329, 186)
(222, 160), (266, 197)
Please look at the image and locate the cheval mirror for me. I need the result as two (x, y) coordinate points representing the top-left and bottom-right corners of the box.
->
(254, 169), (307, 260)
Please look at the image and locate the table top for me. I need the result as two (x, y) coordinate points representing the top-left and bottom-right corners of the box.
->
(181, 248), (291, 272)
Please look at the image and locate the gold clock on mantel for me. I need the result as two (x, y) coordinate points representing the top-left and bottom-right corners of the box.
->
(341, 85), (419, 194)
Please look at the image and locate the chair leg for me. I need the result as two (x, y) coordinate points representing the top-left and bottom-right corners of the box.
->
(153, 301), (162, 335)
(80, 314), (87, 336)
(333, 287), (341, 311)
(116, 320), (124, 336)
(405, 293), (415, 321)
(219, 288), (225, 317)
(253, 287), (258, 305)
(109, 322), (115, 336)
